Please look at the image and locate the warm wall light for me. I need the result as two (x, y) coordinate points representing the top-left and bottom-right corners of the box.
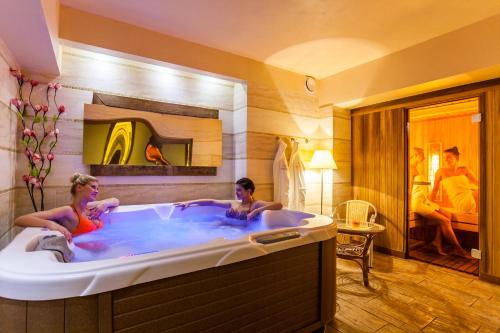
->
(426, 142), (442, 198)
(309, 150), (337, 215)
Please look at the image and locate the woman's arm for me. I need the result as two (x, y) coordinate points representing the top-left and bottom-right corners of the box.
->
(87, 197), (120, 219)
(429, 169), (442, 202)
(247, 201), (283, 220)
(174, 199), (232, 210)
(463, 167), (479, 186)
(14, 206), (73, 241)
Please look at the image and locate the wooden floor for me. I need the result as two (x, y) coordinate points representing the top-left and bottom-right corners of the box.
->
(327, 253), (500, 333)
(410, 246), (479, 275)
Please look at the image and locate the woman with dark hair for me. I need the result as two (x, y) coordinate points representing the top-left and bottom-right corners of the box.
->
(410, 148), (470, 257)
(430, 146), (478, 213)
(15, 173), (119, 241)
(175, 177), (282, 221)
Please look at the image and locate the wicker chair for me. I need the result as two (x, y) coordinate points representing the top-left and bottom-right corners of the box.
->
(333, 200), (378, 286)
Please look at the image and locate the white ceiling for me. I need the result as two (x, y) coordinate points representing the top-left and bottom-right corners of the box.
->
(61, 0), (500, 79)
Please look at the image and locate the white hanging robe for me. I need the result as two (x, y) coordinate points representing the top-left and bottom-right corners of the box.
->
(273, 140), (290, 207)
(288, 141), (306, 211)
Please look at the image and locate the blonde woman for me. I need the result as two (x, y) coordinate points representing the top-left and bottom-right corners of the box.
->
(15, 173), (119, 241)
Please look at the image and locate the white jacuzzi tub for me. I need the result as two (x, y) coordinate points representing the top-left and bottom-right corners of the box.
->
(0, 203), (336, 301)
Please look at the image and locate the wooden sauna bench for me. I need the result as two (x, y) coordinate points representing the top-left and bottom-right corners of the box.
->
(409, 211), (479, 232)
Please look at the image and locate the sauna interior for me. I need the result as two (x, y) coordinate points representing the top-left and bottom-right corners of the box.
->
(1, 1), (500, 333)
(408, 98), (480, 274)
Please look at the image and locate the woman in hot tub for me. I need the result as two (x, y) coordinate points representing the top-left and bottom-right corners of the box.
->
(15, 173), (119, 241)
(175, 177), (283, 221)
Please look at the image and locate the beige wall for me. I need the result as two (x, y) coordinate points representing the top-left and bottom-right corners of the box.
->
(11, 47), (351, 219)
(14, 48), (240, 217)
(243, 82), (351, 215)
(0, 38), (19, 248)
(57, 7), (352, 216)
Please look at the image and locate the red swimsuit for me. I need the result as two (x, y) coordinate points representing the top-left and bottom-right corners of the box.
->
(70, 204), (103, 236)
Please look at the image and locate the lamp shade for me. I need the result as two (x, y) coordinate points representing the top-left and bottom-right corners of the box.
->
(309, 150), (337, 169)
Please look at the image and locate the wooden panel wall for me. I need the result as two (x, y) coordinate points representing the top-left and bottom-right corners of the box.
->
(409, 115), (479, 179)
(351, 80), (500, 280)
(352, 108), (406, 254)
(483, 88), (500, 278)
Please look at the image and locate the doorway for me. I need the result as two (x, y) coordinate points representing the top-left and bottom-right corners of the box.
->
(407, 98), (480, 274)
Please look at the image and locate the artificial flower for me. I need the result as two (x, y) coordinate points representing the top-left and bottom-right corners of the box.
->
(10, 98), (21, 108)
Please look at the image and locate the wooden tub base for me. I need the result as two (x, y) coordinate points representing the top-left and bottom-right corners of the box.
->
(0, 239), (336, 333)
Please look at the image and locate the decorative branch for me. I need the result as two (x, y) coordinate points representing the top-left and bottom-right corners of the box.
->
(9, 68), (65, 212)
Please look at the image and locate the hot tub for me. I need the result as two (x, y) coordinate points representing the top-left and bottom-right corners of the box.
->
(0, 203), (336, 333)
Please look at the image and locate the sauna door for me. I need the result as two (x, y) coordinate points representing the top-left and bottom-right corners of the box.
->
(407, 98), (480, 275)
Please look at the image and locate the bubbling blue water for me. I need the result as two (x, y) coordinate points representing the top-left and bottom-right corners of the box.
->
(71, 212), (267, 262)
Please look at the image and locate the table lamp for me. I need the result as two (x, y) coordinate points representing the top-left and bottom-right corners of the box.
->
(309, 150), (337, 215)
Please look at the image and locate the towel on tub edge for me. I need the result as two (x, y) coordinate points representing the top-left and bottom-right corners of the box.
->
(34, 235), (74, 263)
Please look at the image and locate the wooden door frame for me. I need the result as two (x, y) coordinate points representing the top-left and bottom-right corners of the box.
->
(353, 86), (489, 277)
(403, 94), (485, 267)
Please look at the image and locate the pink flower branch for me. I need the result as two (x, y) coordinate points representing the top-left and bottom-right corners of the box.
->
(9, 68), (65, 212)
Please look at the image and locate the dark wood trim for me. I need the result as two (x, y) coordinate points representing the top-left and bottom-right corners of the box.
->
(478, 92), (488, 276)
(320, 238), (336, 326)
(98, 293), (112, 333)
(374, 245), (405, 258)
(403, 108), (409, 255)
(90, 164), (217, 176)
(351, 77), (500, 115)
(479, 272), (500, 285)
(93, 92), (218, 119)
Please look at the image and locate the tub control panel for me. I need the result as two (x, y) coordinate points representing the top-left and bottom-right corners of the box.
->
(255, 231), (301, 244)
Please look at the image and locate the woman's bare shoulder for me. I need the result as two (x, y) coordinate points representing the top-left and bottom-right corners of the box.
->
(252, 200), (270, 208)
(52, 205), (75, 218)
(29, 205), (74, 220)
(434, 168), (445, 176)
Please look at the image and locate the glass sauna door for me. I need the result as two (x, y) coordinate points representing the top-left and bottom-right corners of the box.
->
(407, 98), (480, 275)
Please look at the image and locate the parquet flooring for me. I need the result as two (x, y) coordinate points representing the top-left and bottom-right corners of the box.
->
(327, 253), (500, 333)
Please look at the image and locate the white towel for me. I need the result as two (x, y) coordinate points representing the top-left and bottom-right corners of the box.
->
(441, 175), (476, 213)
(288, 141), (306, 211)
(273, 139), (290, 207)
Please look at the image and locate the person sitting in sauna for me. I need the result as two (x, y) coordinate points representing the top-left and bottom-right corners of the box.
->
(430, 146), (479, 214)
(410, 148), (470, 258)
